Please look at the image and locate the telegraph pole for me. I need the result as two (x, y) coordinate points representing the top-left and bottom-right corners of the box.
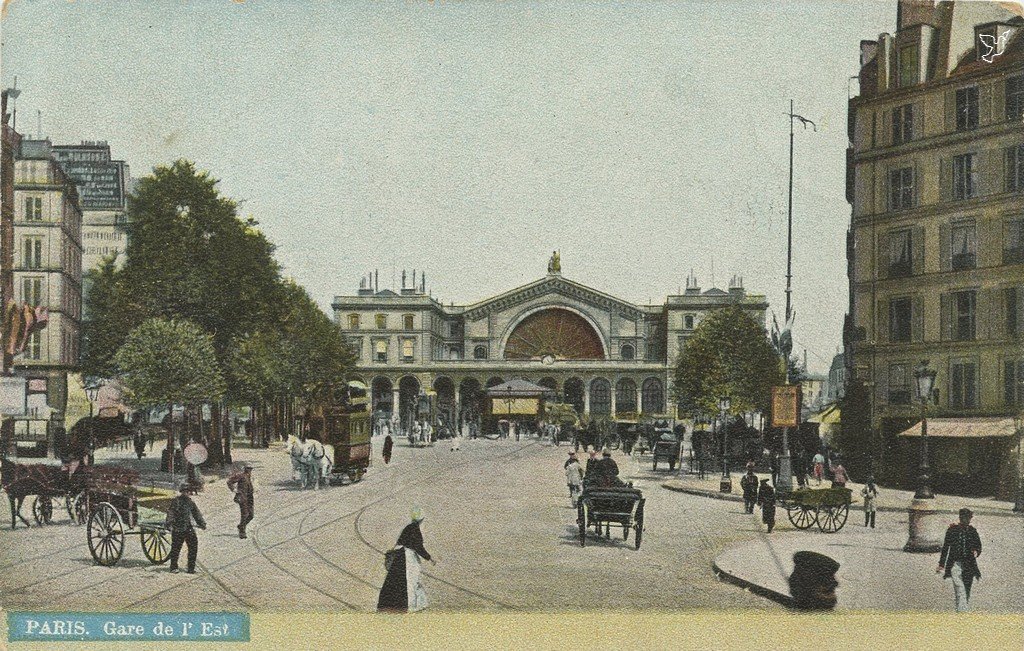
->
(778, 100), (816, 495)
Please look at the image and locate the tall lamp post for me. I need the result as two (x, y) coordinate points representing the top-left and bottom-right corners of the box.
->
(719, 395), (732, 493)
(84, 381), (101, 465)
(904, 360), (941, 552)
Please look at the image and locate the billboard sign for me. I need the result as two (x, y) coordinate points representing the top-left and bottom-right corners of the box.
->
(772, 385), (801, 428)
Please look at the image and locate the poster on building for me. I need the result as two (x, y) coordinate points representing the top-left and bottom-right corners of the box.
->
(772, 385), (801, 428)
(490, 397), (539, 415)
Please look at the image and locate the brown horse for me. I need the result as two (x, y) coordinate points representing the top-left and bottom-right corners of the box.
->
(0, 458), (69, 528)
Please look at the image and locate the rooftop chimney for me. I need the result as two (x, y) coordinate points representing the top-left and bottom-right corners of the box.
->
(684, 269), (701, 295)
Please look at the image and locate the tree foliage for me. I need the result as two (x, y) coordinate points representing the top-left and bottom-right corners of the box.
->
(673, 306), (784, 417)
(114, 318), (225, 407)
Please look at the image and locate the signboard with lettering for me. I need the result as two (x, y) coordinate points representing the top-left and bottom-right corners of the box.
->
(51, 145), (127, 211)
(772, 385), (801, 428)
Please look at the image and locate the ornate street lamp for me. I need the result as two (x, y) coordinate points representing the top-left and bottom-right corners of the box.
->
(912, 360), (937, 499)
(904, 360), (941, 553)
(84, 380), (102, 465)
(719, 395), (732, 492)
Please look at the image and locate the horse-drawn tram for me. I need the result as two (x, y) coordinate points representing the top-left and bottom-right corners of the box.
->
(323, 407), (371, 484)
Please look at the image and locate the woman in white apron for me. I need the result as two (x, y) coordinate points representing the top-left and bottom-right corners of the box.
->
(377, 507), (436, 613)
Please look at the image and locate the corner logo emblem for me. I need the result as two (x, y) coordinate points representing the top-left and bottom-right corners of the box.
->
(979, 29), (1011, 63)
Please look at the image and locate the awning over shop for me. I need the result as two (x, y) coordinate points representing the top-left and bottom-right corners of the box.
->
(897, 417), (1020, 438)
(485, 379), (552, 398)
(808, 404), (840, 425)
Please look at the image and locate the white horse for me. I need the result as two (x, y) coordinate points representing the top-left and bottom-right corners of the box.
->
(286, 435), (308, 487)
(300, 438), (334, 490)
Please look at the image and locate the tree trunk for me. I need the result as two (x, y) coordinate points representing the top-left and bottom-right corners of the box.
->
(223, 402), (233, 464)
(208, 402), (224, 467)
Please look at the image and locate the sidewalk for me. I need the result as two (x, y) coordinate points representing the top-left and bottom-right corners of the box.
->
(661, 472), (1019, 518)
(711, 510), (1024, 612)
(91, 437), (270, 490)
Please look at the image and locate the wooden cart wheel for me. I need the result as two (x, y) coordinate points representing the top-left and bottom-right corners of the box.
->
(634, 504), (644, 550)
(88, 502), (125, 567)
(787, 504), (817, 530)
(32, 495), (53, 525)
(73, 492), (88, 525)
(577, 504), (586, 547)
(140, 526), (172, 564)
(817, 503), (848, 533)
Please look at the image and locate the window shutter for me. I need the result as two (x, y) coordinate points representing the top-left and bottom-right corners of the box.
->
(979, 148), (1001, 197)
(977, 288), (994, 340)
(944, 90), (957, 133)
(979, 82), (995, 125)
(939, 157), (951, 202)
(880, 109), (892, 147)
(1017, 287), (1024, 338)
(980, 216), (1001, 267)
(940, 292), (952, 341)
(939, 222), (951, 271)
(913, 100), (924, 139)
(878, 232), (890, 280)
(877, 298), (888, 343)
(883, 167), (892, 211)
(993, 79), (1007, 124)
(991, 288), (1007, 340)
(912, 294), (924, 341)
(876, 363), (888, 406)
(912, 225), (925, 274)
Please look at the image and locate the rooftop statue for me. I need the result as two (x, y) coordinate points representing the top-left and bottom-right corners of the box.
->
(548, 250), (561, 274)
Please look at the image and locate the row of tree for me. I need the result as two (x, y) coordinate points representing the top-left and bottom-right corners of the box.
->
(82, 160), (355, 466)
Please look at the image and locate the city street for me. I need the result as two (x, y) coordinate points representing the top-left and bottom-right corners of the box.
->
(0, 437), (774, 613)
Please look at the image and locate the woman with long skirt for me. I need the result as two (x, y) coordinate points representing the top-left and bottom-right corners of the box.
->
(377, 507), (436, 613)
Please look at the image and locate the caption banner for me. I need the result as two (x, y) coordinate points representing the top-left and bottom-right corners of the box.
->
(8, 612), (249, 643)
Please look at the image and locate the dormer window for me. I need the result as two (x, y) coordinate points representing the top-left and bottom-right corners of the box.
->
(976, 24), (1015, 63)
(898, 44), (919, 88)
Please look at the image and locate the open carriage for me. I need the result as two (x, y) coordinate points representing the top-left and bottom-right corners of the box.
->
(778, 486), (854, 533)
(576, 484), (645, 550)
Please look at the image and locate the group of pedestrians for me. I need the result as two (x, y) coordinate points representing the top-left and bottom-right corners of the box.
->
(563, 447), (623, 507)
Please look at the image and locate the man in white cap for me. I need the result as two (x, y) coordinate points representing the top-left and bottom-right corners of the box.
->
(377, 507), (437, 613)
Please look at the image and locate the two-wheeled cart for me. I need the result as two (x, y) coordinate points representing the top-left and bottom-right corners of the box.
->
(778, 486), (854, 533)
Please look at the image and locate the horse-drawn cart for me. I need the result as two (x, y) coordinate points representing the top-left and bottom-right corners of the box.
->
(778, 486), (853, 533)
(85, 482), (176, 567)
(576, 485), (645, 549)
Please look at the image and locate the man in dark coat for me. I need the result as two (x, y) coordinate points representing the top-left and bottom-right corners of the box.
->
(227, 464), (254, 539)
(789, 551), (840, 610)
(378, 508), (436, 613)
(740, 469), (758, 514)
(937, 508), (982, 612)
(757, 478), (776, 533)
(382, 434), (394, 465)
(164, 482), (206, 573)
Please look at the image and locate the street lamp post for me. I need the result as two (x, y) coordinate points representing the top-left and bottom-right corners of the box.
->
(719, 395), (732, 493)
(84, 381), (101, 465)
(904, 360), (941, 553)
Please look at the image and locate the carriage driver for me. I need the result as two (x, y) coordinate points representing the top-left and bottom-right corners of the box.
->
(164, 481), (207, 574)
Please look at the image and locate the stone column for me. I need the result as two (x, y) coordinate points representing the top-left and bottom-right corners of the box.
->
(610, 382), (617, 417)
(636, 382), (643, 414)
(391, 388), (400, 416)
(583, 381), (590, 415)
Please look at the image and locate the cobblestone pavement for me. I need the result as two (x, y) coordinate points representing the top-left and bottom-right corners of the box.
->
(0, 438), (774, 612)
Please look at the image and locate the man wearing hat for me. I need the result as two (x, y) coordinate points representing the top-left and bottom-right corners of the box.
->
(164, 481), (206, 574)
(585, 447), (599, 478)
(227, 463), (255, 539)
(937, 508), (982, 612)
(757, 478), (776, 533)
(565, 452), (584, 506)
(789, 551), (840, 610)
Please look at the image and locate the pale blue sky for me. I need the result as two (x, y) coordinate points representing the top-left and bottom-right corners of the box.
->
(1, 1), (895, 373)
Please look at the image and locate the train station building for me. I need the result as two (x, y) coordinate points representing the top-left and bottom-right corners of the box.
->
(333, 255), (768, 426)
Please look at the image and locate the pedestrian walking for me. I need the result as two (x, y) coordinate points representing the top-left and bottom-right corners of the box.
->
(377, 507), (436, 613)
(565, 452), (584, 506)
(226, 463), (255, 539)
(861, 477), (878, 528)
(163, 482), (206, 574)
(740, 469), (759, 514)
(757, 478), (776, 533)
(937, 508), (982, 613)
(383, 434), (394, 464)
(133, 432), (146, 459)
(812, 451), (825, 485)
(830, 460), (848, 488)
